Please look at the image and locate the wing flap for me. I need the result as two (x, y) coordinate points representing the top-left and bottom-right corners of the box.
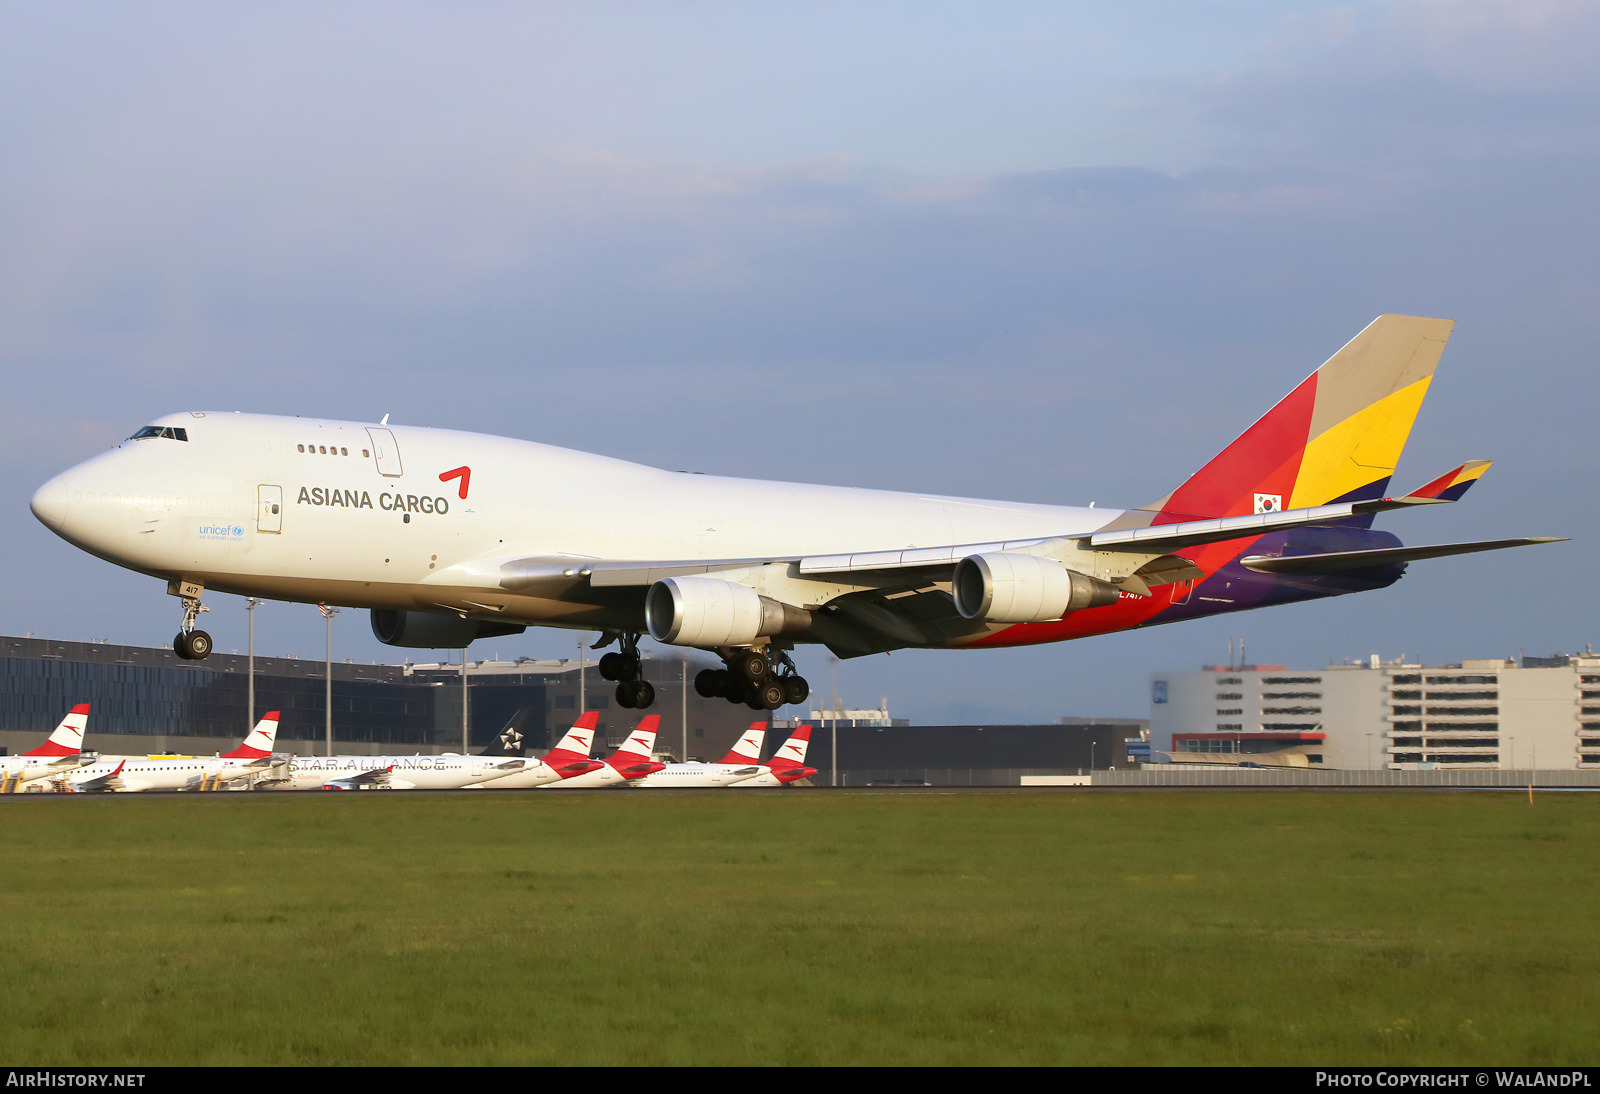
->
(1240, 537), (1565, 574)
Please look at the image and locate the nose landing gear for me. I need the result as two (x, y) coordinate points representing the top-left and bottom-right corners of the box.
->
(173, 595), (212, 661)
(598, 633), (656, 709)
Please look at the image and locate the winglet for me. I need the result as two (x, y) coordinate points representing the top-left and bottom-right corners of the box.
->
(1398, 459), (1492, 503)
(222, 711), (280, 758)
(24, 703), (90, 757)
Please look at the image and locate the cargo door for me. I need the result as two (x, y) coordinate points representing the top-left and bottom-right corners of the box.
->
(257, 485), (283, 533)
(367, 428), (403, 477)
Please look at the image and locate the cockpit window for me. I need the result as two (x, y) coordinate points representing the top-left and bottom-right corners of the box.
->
(129, 426), (189, 442)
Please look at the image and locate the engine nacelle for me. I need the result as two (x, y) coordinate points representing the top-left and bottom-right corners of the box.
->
(645, 577), (810, 647)
(370, 609), (527, 649)
(952, 552), (1121, 623)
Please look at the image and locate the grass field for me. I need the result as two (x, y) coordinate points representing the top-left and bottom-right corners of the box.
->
(0, 788), (1596, 1066)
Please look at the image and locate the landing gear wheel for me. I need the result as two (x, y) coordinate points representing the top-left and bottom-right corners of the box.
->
(599, 652), (624, 681)
(185, 630), (213, 659)
(735, 651), (768, 681)
(695, 669), (720, 698)
(632, 680), (656, 708)
(756, 681), (786, 710)
(615, 682), (637, 709)
(173, 632), (194, 660)
(782, 675), (809, 706)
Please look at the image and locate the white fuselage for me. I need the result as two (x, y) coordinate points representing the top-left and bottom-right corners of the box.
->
(30, 412), (1108, 639)
(273, 754), (530, 790)
(628, 762), (765, 788)
(2, 755), (88, 786)
(465, 758), (562, 789)
(61, 755), (269, 793)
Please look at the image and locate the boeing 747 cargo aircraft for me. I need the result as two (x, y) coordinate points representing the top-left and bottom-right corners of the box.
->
(31, 315), (1560, 712)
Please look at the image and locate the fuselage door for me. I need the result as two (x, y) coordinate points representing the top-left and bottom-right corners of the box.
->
(257, 485), (283, 533)
(367, 428), (403, 477)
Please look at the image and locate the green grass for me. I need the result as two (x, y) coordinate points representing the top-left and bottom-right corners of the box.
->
(0, 789), (1596, 1065)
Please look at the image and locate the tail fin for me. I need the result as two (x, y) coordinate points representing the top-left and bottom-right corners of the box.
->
(1151, 315), (1454, 525)
(222, 711), (280, 759)
(608, 715), (660, 762)
(25, 703), (89, 757)
(767, 725), (813, 772)
(718, 722), (767, 765)
(545, 711), (600, 763)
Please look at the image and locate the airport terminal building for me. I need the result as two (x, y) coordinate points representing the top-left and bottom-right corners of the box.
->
(1149, 653), (1600, 770)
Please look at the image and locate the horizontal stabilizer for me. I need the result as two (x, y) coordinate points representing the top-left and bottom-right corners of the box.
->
(1240, 537), (1565, 574)
(1396, 459), (1492, 503)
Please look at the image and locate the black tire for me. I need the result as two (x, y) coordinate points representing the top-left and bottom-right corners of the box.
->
(186, 631), (213, 659)
(632, 680), (656, 708)
(745, 695), (766, 711)
(694, 669), (720, 698)
(599, 652), (624, 681)
(714, 670), (740, 699)
(615, 682), (636, 709)
(173, 632), (194, 660)
(758, 681), (786, 710)
(618, 653), (641, 680)
(735, 651), (768, 681)
(783, 675), (810, 706)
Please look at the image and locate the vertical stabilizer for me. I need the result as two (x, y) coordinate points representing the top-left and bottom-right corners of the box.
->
(767, 725), (813, 771)
(26, 703), (89, 757)
(1151, 314), (1454, 524)
(609, 715), (660, 762)
(718, 723), (767, 765)
(223, 711), (280, 758)
(546, 711), (600, 761)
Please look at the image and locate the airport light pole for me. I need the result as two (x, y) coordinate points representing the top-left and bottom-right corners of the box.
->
(246, 597), (263, 733)
(681, 658), (688, 763)
(320, 604), (339, 756)
(578, 636), (586, 714)
(461, 649), (470, 753)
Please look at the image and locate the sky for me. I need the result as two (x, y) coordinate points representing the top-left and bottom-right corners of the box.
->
(2, 1), (1596, 724)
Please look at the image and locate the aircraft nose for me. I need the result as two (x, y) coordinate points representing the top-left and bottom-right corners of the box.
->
(31, 475), (69, 533)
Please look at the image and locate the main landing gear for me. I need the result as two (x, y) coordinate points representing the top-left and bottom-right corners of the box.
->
(695, 648), (809, 712)
(599, 633), (656, 709)
(173, 595), (213, 661)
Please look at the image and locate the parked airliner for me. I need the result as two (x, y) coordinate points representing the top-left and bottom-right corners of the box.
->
(728, 725), (817, 787)
(61, 712), (282, 792)
(543, 716), (664, 788)
(31, 315), (1560, 713)
(467, 712), (607, 788)
(0, 703), (91, 791)
(628, 722), (768, 787)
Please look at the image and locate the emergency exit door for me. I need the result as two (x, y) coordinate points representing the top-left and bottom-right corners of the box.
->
(367, 427), (404, 477)
(257, 485), (283, 533)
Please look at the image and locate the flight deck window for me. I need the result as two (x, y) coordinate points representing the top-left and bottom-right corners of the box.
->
(297, 445), (305, 452)
(128, 426), (188, 441)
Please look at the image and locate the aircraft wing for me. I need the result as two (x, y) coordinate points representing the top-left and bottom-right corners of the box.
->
(322, 765), (395, 790)
(66, 761), (126, 793)
(1240, 537), (1565, 574)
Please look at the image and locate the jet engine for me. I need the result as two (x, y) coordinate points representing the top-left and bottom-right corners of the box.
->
(645, 576), (810, 647)
(952, 552), (1120, 623)
(370, 609), (527, 649)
